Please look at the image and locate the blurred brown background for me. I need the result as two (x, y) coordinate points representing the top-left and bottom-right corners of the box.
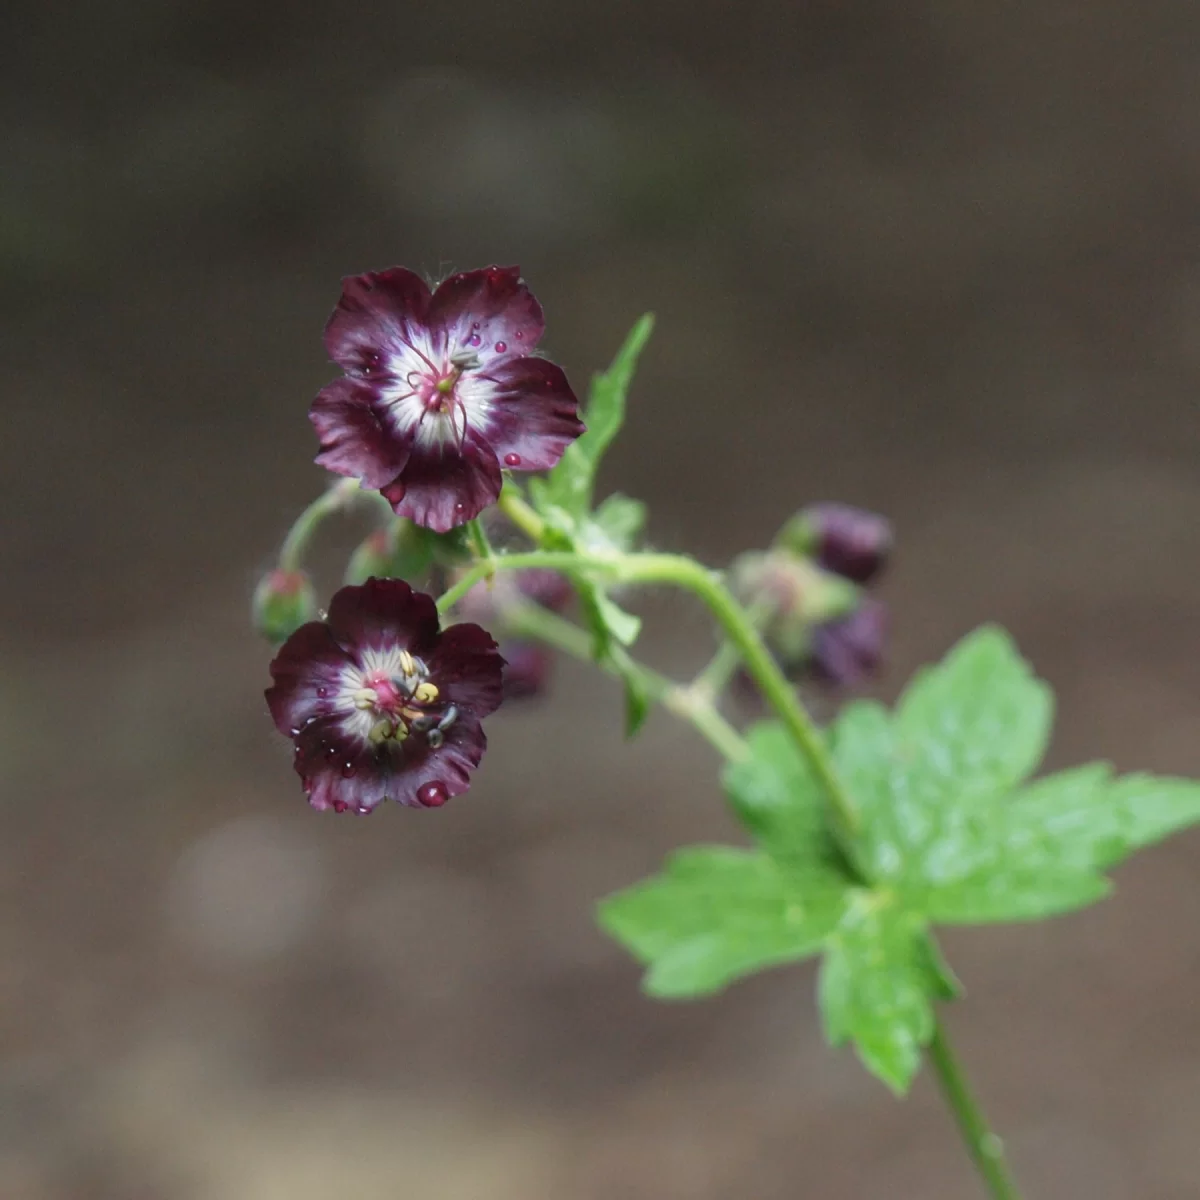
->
(4, 2), (1200, 1197)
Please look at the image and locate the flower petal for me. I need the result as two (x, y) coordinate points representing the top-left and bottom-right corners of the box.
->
(427, 621), (505, 718)
(384, 425), (502, 532)
(471, 357), (584, 471)
(427, 265), (544, 365)
(293, 716), (392, 813)
(499, 642), (553, 700)
(324, 267), (433, 376)
(310, 378), (410, 489)
(325, 578), (441, 657)
(265, 622), (350, 735)
(810, 600), (888, 687)
(388, 711), (489, 809)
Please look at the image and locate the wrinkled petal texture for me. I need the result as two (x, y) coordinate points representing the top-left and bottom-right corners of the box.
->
(475, 357), (585, 470)
(265, 580), (504, 814)
(310, 378), (410, 488)
(383, 425), (502, 533)
(427, 265), (544, 366)
(309, 264), (582, 531)
(326, 577), (439, 656)
(265, 622), (350, 735)
(324, 267), (433, 376)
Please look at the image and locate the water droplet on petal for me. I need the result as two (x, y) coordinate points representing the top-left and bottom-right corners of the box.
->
(416, 781), (449, 808)
(471, 320), (480, 329)
(290, 726), (303, 737)
(316, 686), (329, 698)
(514, 330), (524, 340)
(332, 799), (348, 813)
(355, 804), (372, 815)
(503, 453), (521, 467)
(324, 746), (340, 763)
(494, 341), (507, 353)
(341, 762), (357, 779)
(454, 501), (466, 513)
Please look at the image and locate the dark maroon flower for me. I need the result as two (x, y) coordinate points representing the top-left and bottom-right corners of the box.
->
(779, 503), (893, 585)
(310, 265), (585, 533)
(265, 578), (504, 813)
(809, 599), (888, 687)
(497, 642), (554, 699)
(453, 567), (573, 701)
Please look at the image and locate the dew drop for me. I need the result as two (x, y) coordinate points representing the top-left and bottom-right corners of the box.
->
(290, 726), (303, 737)
(471, 320), (480, 329)
(316, 686), (330, 699)
(514, 330), (524, 340)
(454, 501), (466, 513)
(416, 781), (449, 808)
(332, 799), (348, 813)
(355, 804), (372, 815)
(324, 746), (340, 763)
(341, 762), (358, 779)
(494, 341), (507, 353)
(504, 453), (521, 467)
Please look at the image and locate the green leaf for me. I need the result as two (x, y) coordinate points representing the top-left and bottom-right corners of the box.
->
(591, 589), (642, 647)
(1006, 769), (1200, 871)
(818, 894), (935, 1094)
(535, 314), (655, 517)
(622, 670), (651, 740)
(722, 721), (838, 870)
(599, 846), (849, 998)
(895, 625), (1053, 799)
(590, 492), (647, 551)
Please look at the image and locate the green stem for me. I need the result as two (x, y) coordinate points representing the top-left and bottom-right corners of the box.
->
(465, 517), (496, 572)
(504, 603), (748, 762)
(928, 1019), (1023, 1200)
(496, 485), (547, 542)
(279, 478), (389, 572)
(690, 599), (774, 702)
(437, 549), (861, 863)
(441, 545), (1015, 1198)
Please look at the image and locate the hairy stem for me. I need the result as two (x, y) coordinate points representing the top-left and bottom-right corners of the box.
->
(503, 603), (748, 762)
(279, 478), (390, 572)
(928, 1019), (1023, 1200)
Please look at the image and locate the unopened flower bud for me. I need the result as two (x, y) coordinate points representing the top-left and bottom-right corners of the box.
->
(731, 549), (858, 663)
(499, 642), (553, 700)
(253, 569), (318, 644)
(343, 520), (432, 585)
(776, 503), (893, 585)
(810, 599), (888, 687)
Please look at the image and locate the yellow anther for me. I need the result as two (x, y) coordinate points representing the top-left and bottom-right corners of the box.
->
(413, 681), (439, 704)
(353, 687), (378, 710)
(368, 720), (392, 744)
(398, 650), (416, 676)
